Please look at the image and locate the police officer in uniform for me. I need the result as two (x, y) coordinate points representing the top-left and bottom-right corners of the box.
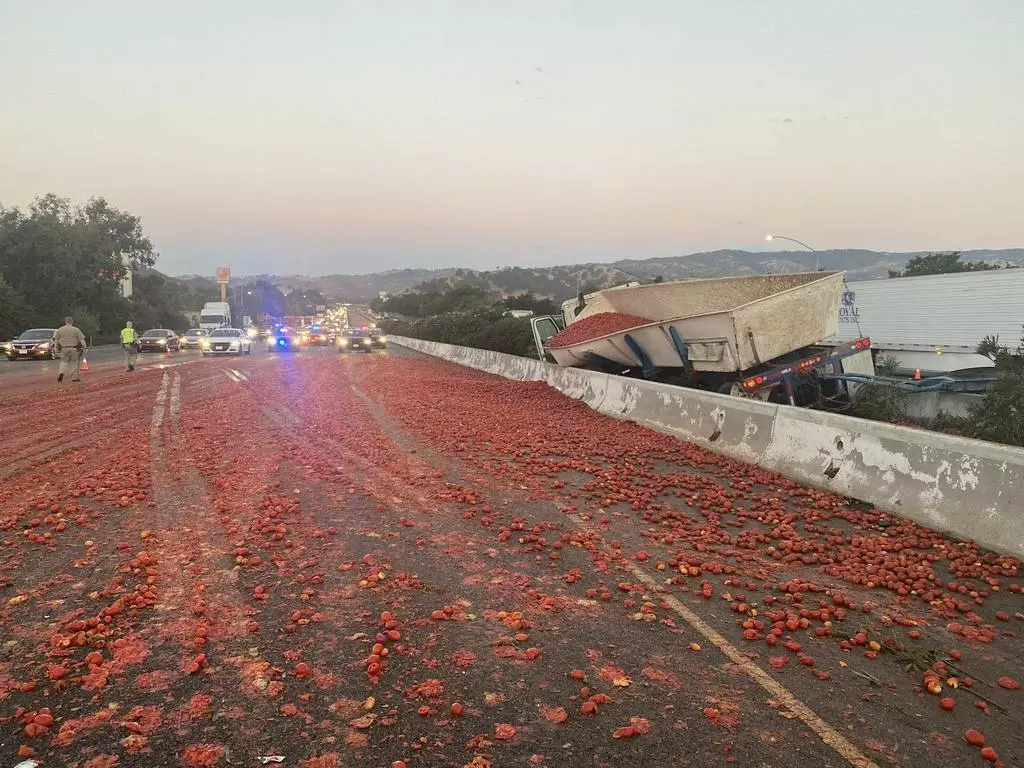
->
(121, 320), (139, 371)
(54, 316), (87, 383)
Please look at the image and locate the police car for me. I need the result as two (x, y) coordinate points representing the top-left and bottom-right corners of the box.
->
(337, 327), (374, 353)
(306, 324), (334, 345)
(267, 327), (302, 353)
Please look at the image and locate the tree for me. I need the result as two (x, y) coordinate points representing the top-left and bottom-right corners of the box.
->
(888, 251), (1001, 278)
(129, 271), (190, 331)
(245, 280), (287, 319)
(504, 292), (559, 315)
(966, 328), (1024, 447)
(380, 306), (535, 358)
(0, 273), (30, 339)
(0, 194), (155, 332)
(379, 285), (493, 318)
(286, 289), (327, 315)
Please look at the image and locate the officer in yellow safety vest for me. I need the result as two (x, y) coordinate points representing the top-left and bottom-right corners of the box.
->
(121, 321), (139, 371)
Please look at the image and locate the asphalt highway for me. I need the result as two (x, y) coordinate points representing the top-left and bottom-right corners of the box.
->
(0, 344), (1020, 768)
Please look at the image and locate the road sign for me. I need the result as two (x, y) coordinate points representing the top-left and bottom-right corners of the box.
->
(216, 267), (231, 284)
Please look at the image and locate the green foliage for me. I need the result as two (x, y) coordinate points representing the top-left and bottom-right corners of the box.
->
(843, 338), (1024, 448)
(976, 332), (1023, 373)
(380, 285), (494, 318)
(67, 307), (101, 342)
(0, 195), (155, 320)
(286, 288), (327, 315)
(849, 378), (910, 424)
(127, 271), (190, 332)
(380, 303), (536, 358)
(245, 280), (287, 319)
(0, 194), (158, 339)
(846, 356), (910, 426)
(0, 274), (31, 339)
(503, 292), (559, 316)
(965, 371), (1024, 446)
(888, 251), (1004, 278)
(956, 327), (1024, 447)
(928, 411), (973, 437)
(175, 276), (222, 312)
(873, 355), (901, 376)
(905, 327), (1024, 448)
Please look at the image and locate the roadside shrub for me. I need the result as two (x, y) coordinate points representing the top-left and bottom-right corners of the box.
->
(380, 306), (536, 358)
(964, 330), (1024, 447)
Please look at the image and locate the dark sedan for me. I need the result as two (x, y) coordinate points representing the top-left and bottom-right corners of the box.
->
(369, 329), (388, 349)
(138, 329), (180, 353)
(337, 328), (373, 353)
(5, 329), (58, 361)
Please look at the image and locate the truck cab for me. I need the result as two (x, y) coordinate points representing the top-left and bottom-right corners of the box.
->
(199, 302), (232, 333)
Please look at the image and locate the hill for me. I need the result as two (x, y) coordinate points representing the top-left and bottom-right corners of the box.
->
(181, 248), (1024, 304)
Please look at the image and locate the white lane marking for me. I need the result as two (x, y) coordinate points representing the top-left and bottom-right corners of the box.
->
(151, 371), (169, 435)
(169, 371), (180, 418)
(561, 506), (879, 768)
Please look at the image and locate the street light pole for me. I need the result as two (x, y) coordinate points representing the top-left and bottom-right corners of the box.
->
(766, 234), (820, 272)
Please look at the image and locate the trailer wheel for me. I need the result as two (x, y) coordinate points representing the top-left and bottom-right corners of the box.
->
(719, 382), (776, 402)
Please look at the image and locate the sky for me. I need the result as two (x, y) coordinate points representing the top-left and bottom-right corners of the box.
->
(2, 1), (1022, 276)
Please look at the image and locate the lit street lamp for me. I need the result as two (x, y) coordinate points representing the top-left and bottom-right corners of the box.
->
(766, 234), (820, 272)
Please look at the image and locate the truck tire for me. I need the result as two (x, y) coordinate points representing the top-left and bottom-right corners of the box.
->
(719, 381), (776, 401)
(717, 382), (743, 397)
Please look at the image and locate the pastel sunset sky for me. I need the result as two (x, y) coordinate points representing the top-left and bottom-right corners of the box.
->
(2, 0), (1021, 275)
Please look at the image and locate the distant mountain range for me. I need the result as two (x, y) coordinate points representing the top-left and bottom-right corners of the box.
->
(177, 248), (1024, 304)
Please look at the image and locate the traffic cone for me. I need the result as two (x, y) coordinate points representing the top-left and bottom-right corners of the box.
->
(913, 368), (921, 380)
(80, 357), (89, 372)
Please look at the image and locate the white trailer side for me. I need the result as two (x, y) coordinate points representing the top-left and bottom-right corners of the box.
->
(825, 270), (1024, 372)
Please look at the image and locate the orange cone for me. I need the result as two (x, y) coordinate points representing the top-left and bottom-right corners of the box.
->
(80, 357), (89, 372)
(913, 368), (921, 380)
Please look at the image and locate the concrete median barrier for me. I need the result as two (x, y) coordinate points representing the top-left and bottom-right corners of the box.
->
(392, 337), (1024, 557)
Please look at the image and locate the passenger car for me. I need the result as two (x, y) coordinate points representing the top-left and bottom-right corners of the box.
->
(180, 329), (210, 350)
(5, 329), (58, 360)
(138, 329), (180, 352)
(306, 325), (334, 345)
(337, 328), (374, 353)
(369, 329), (388, 349)
(268, 327), (301, 352)
(202, 328), (252, 356)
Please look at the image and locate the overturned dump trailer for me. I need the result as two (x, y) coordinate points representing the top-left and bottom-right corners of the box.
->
(531, 272), (875, 406)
